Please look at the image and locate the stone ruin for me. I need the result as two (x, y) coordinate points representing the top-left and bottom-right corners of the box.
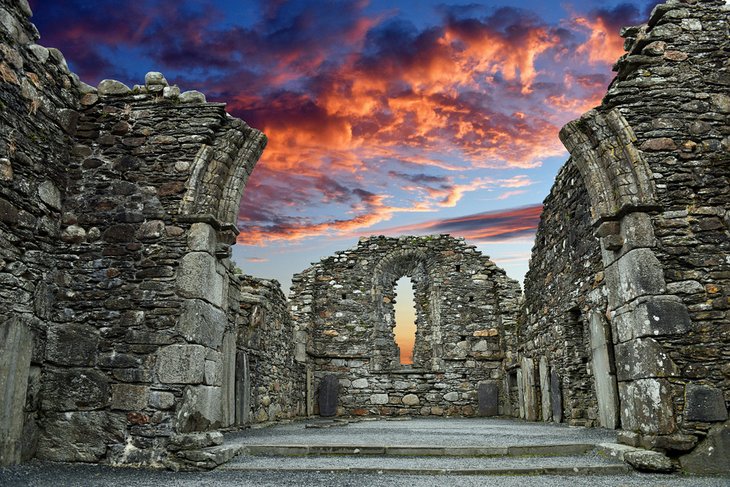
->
(0, 0), (728, 475)
(289, 235), (521, 417)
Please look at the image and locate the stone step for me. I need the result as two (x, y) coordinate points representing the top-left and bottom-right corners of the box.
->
(219, 452), (630, 475)
(237, 443), (596, 457)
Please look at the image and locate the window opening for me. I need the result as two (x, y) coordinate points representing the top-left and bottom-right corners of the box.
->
(393, 276), (417, 365)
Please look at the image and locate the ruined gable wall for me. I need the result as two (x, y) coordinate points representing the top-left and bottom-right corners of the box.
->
(290, 235), (521, 417)
(236, 275), (306, 424)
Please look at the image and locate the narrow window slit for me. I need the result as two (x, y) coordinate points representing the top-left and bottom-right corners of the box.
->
(393, 276), (417, 365)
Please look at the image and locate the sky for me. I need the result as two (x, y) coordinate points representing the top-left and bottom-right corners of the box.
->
(29, 0), (659, 363)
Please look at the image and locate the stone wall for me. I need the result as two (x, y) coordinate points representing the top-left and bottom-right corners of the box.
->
(518, 0), (729, 473)
(519, 160), (607, 427)
(0, 0), (267, 468)
(290, 235), (521, 417)
(236, 275), (307, 424)
(0, 0), (85, 466)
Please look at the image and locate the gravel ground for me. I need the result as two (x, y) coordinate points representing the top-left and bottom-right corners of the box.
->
(1, 461), (728, 487)
(228, 417), (620, 447)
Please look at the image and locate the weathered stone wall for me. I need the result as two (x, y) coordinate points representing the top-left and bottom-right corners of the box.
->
(236, 275), (306, 424)
(519, 0), (729, 473)
(0, 0), (267, 468)
(519, 160), (607, 427)
(0, 0), (85, 466)
(290, 235), (521, 417)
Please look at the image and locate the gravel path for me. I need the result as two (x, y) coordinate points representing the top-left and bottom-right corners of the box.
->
(1, 462), (728, 487)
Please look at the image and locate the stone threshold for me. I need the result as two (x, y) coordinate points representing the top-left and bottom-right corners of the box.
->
(235, 443), (596, 457)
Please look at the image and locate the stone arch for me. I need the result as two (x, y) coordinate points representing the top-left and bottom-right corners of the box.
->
(559, 108), (657, 223)
(559, 108), (689, 437)
(179, 120), (267, 230)
(370, 248), (439, 371)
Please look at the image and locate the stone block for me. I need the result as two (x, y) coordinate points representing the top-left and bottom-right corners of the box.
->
(550, 370), (563, 423)
(41, 369), (109, 411)
(370, 393), (389, 405)
(156, 344), (206, 384)
(402, 394), (419, 406)
(176, 252), (224, 307)
(45, 323), (99, 366)
(179, 90), (206, 103)
(619, 378), (675, 434)
(604, 248), (665, 308)
(187, 222), (217, 253)
(204, 353), (223, 387)
(538, 357), (551, 422)
(37, 411), (126, 462)
(319, 375), (339, 416)
(0, 319), (33, 466)
(477, 381), (499, 416)
(520, 357), (538, 421)
(220, 332), (236, 427)
(517, 369), (525, 419)
(589, 312), (619, 429)
(168, 432), (223, 452)
(615, 338), (678, 381)
(97, 79), (131, 96)
(176, 299), (226, 349)
(176, 385), (223, 433)
(38, 180), (61, 210)
(613, 297), (691, 343)
(149, 391), (175, 410)
(443, 391), (459, 402)
(144, 71), (168, 86)
(680, 420), (730, 474)
(684, 384), (728, 422)
(110, 384), (148, 411)
(624, 450), (673, 472)
(351, 378), (368, 388)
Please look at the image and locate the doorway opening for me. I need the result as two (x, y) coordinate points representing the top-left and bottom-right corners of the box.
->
(393, 276), (417, 365)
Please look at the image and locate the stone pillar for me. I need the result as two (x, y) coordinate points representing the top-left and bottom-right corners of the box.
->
(234, 351), (250, 425)
(520, 357), (538, 421)
(550, 370), (563, 423)
(588, 312), (619, 429)
(0, 318), (33, 466)
(597, 212), (685, 435)
(539, 357), (552, 422)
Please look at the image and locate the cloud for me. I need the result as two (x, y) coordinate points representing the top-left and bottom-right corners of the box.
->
(376, 204), (544, 242)
(32, 0), (637, 247)
(245, 257), (269, 263)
